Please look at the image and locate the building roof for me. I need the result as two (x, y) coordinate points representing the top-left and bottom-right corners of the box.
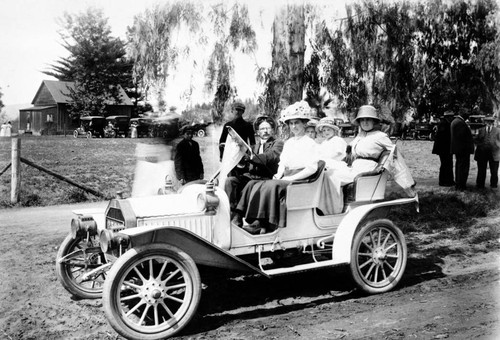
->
(33, 80), (133, 106)
(19, 105), (56, 111)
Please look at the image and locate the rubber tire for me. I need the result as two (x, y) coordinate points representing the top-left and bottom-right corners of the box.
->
(73, 130), (78, 138)
(103, 244), (201, 340)
(86, 132), (92, 139)
(349, 219), (407, 294)
(55, 233), (105, 299)
(197, 129), (205, 137)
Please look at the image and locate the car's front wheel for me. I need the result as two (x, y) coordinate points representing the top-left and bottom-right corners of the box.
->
(55, 233), (107, 299)
(103, 244), (201, 340)
(350, 219), (407, 294)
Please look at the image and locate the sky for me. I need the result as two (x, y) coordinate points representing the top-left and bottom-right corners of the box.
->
(0, 0), (347, 114)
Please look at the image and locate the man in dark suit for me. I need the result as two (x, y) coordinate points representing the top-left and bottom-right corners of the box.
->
(450, 110), (475, 190)
(225, 116), (284, 223)
(174, 126), (204, 185)
(432, 111), (455, 186)
(474, 116), (500, 189)
(218, 100), (255, 161)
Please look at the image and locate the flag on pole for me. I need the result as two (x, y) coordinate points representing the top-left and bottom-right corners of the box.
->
(218, 126), (252, 189)
(383, 144), (417, 197)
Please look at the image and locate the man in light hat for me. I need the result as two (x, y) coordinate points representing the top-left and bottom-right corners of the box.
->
(474, 116), (500, 189)
(218, 99), (255, 161)
(432, 111), (455, 186)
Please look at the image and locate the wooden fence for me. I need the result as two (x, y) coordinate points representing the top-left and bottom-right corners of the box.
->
(2, 138), (105, 203)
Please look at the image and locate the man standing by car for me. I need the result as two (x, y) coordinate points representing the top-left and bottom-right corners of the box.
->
(432, 111), (455, 186)
(225, 116), (283, 221)
(450, 109), (475, 190)
(174, 126), (204, 185)
(218, 99), (255, 161)
(474, 116), (500, 189)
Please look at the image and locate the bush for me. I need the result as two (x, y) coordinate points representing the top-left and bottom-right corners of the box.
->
(62, 188), (89, 203)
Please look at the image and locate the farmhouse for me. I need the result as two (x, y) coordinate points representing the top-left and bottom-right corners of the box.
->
(19, 80), (133, 135)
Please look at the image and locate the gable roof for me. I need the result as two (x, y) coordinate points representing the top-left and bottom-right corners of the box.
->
(33, 80), (133, 106)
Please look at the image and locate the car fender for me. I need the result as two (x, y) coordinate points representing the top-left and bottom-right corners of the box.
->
(332, 195), (418, 265)
(116, 225), (268, 277)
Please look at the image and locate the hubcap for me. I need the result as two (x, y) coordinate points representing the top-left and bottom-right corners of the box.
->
(373, 247), (387, 264)
(142, 280), (165, 305)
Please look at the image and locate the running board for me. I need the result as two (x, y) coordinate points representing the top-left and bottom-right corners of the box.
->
(261, 259), (340, 276)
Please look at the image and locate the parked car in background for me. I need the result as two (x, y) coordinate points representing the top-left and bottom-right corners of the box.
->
(73, 116), (106, 138)
(334, 119), (357, 137)
(104, 115), (130, 138)
(467, 115), (485, 136)
(129, 117), (154, 138)
(187, 122), (212, 137)
(149, 115), (180, 139)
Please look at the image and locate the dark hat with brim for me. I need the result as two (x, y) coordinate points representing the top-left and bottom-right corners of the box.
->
(180, 125), (195, 134)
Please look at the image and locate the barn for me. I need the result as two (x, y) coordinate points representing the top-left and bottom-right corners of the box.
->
(19, 80), (133, 135)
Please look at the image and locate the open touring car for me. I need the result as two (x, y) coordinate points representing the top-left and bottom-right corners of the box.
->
(56, 134), (418, 340)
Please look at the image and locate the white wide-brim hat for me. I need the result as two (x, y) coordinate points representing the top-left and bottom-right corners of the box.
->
(280, 100), (316, 123)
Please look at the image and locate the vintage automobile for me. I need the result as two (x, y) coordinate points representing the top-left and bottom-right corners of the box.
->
(104, 115), (130, 138)
(333, 118), (357, 137)
(129, 117), (154, 138)
(189, 122), (212, 137)
(73, 116), (106, 138)
(56, 139), (418, 339)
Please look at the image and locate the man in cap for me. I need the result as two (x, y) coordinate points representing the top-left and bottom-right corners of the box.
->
(218, 99), (255, 160)
(226, 115), (284, 225)
(450, 109), (475, 190)
(174, 125), (204, 185)
(474, 116), (500, 189)
(432, 111), (455, 186)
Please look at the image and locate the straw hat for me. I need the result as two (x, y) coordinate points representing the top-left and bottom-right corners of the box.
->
(315, 117), (340, 132)
(354, 105), (380, 124)
(280, 100), (316, 123)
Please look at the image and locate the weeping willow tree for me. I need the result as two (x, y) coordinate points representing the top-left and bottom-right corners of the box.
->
(127, 2), (202, 113)
(204, 2), (257, 123)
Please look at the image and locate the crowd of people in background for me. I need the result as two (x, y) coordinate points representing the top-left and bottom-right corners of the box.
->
(433, 110), (500, 190)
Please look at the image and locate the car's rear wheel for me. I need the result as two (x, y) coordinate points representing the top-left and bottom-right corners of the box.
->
(103, 244), (201, 340)
(350, 219), (407, 294)
(55, 233), (107, 299)
(73, 130), (79, 138)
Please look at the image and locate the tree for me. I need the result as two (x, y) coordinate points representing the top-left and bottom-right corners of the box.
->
(0, 87), (4, 112)
(127, 2), (202, 114)
(415, 0), (500, 116)
(259, 3), (305, 120)
(46, 8), (132, 118)
(205, 2), (257, 123)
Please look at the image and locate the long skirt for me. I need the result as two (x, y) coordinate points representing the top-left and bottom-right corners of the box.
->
(236, 179), (290, 228)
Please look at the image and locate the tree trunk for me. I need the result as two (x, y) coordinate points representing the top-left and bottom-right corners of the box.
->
(271, 4), (305, 113)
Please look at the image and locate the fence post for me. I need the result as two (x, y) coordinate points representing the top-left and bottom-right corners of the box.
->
(11, 138), (21, 204)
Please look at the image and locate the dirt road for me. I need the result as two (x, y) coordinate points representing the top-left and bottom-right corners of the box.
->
(0, 202), (499, 340)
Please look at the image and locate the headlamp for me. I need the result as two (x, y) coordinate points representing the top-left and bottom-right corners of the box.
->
(70, 216), (97, 239)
